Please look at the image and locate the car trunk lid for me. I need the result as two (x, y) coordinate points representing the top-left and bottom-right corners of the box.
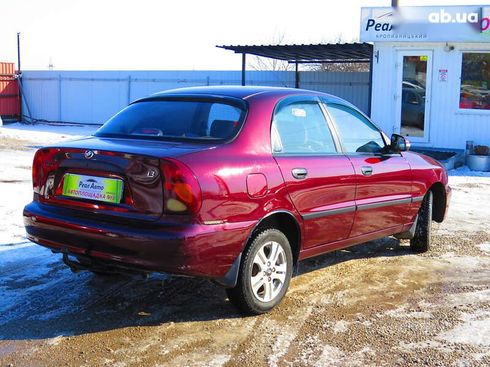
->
(33, 137), (212, 222)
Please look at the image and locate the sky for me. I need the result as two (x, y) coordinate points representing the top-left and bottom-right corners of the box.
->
(1, 0), (490, 71)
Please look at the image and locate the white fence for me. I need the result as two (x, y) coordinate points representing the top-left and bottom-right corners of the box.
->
(21, 70), (370, 125)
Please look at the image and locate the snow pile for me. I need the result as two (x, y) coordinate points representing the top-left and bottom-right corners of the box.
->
(449, 165), (490, 178)
(0, 123), (98, 247)
(0, 122), (98, 146)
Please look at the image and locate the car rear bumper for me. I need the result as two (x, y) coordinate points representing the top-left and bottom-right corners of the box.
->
(23, 202), (254, 280)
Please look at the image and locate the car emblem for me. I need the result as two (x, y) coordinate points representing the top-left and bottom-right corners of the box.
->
(84, 150), (95, 159)
(147, 168), (158, 178)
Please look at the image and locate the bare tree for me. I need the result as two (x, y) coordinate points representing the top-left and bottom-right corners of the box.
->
(311, 62), (369, 73)
(247, 33), (294, 71)
(308, 34), (369, 72)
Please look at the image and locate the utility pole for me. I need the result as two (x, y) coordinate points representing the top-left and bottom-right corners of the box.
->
(15, 32), (32, 123)
(16, 32), (23, 122)
(17, 32), (21, 73)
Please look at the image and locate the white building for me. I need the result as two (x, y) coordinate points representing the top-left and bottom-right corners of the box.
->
(361, 5), (490, 149)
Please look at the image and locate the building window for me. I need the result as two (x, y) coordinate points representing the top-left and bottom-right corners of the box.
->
(460, 53), (490, 110)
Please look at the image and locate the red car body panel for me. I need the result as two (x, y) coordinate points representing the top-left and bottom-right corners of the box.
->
(23, 86), (450, 285)
(274, 155), (357, 246)
(347, 154), (412, 237)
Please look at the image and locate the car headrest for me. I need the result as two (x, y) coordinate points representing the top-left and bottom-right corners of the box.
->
(210, 120), (237, 139)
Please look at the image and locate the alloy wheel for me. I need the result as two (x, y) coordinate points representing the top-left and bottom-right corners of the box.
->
(250, 240), (287, 302)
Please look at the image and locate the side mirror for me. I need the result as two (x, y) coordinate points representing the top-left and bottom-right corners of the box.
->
(391, 134), (411, 152)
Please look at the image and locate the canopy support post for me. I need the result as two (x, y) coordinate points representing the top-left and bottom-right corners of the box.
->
(368, 49), (374, 117)
(241, 53), (246, 86)
(295, 61), (299, 88)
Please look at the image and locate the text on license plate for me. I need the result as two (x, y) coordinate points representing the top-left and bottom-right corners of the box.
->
(62, 173), (123, 204)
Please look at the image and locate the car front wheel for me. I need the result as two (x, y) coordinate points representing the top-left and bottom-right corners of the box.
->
(410, 191), (433, 253)
(226, 228), (293, 315)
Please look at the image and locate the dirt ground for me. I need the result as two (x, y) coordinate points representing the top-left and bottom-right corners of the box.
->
(1, 128), (490, 367)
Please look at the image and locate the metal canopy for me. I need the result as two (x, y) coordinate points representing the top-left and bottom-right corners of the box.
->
(217, 43), (373, 64)
(217, 42), (374, 116)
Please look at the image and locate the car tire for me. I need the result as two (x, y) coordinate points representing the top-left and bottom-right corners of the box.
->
(226, 228), (293, 315)
(410, 191), (433, 253)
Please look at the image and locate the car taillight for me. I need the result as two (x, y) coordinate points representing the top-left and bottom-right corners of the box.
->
(160, 158), (201, 214)
(32, 148), (61, 198)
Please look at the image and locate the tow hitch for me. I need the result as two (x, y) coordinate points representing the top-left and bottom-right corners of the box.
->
(62, 253), (149, 278)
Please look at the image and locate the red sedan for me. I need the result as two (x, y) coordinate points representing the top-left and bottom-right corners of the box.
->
(24, 86), (451, 314)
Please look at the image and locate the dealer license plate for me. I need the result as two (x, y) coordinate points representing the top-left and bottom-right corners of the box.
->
(62, 173), (124, 204)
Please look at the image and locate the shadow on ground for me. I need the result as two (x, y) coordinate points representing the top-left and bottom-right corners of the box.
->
(0, 236), (410, 340)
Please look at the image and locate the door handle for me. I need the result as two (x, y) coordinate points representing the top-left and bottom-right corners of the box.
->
(361, 166), (373, 176)
(291, 168), (308, 179)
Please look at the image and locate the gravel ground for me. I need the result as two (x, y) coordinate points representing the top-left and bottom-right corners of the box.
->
(1, 124), (489, 367)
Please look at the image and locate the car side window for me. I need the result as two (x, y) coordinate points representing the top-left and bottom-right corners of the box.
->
(271, 101), (337, 154)
(326, 104), (385, 154)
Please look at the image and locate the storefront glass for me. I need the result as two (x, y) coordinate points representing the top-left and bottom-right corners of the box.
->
(460, 53), (490, 110)
(401, 56), (427, 138)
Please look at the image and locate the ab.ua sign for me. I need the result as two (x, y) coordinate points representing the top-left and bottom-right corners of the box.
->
(360, 6), (490, 42)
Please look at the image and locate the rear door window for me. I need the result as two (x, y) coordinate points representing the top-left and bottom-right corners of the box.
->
(271, 100), (337, 154)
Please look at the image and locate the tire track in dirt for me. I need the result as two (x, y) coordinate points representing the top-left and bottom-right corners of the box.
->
(263, 255), (441, 366)
(222, 304), (313, 367)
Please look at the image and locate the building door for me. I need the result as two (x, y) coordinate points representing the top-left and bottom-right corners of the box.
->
(395, 51), (433, 143)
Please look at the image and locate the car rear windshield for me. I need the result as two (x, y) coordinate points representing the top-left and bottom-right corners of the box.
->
(95, 99), (247, 142)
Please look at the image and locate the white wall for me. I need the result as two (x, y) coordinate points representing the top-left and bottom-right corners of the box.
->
(21, 70), (370, 125)
(371, 42), (490, 150)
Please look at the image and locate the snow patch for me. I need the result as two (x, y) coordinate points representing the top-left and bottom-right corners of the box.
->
(110, 362), (127, 367)
(314, 345), (345, 366)
(207, 354), (231, 367)
(480, 242), (490, 253)
(0, 123), (99, 245)
(384, 306), (432, 319)
(442, 255), (481, 268)
(398, 339), (453, 353)
(449, 166), (490, 178)
(0, 122), (98, 145)
(46, 335), (64, 346)
(472, 349), (490, 361)
(269, 330), (296, 367)
(0, 242), (34, 252)
(437, 311), (490, 347)
(314, 345), (373, 367)
(268, 306), (313, 367)
(332, 320), (350, 333)
(445, 289), (490, 307)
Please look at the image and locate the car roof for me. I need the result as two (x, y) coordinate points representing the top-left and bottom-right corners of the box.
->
(140, 85), (352, 106)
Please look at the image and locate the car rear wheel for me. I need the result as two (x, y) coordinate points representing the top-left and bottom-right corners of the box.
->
(410, 191), (433, 253)
(226, 228), (293, 315)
